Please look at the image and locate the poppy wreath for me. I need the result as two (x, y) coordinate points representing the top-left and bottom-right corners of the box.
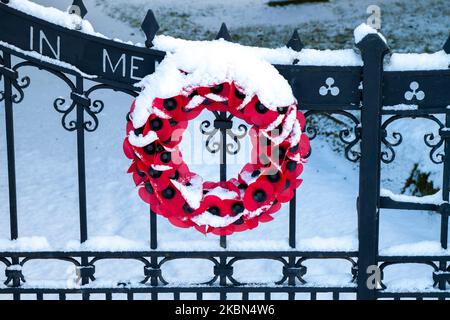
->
(124, 81), (310, 236)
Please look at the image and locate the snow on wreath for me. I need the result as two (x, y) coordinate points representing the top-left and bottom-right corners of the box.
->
(123, 38), (309, 235)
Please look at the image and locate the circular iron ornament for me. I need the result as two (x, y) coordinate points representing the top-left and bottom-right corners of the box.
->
(124, 81), (309, 235)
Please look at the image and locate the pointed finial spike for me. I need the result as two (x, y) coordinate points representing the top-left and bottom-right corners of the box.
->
(287, 30), (303, 52)
(69, 0), (88, 19)
(216, 23), (232, 41)
(444, 32), (450, 54)
(141, 10), (160, 48)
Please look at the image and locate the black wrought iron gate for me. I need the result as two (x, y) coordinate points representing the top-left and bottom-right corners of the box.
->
(1, 0), (450, 300)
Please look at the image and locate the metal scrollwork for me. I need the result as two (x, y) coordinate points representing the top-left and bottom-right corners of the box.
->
(201, 112), (248, 156)
(304, 110), (361, 162)
(381, 114), (444, 165)
(201, 120), (220, 154)
(226, 123), (248, 155)
(424, 131), (445, 164)
(10, 74), (30, 104)
(0, 59), (32, 104)
(54, 97), (78, 131)
(83, 84), (138, 132)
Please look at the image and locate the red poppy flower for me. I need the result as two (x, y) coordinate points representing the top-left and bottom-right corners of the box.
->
(143, 115), (173, 143)
(153, 95), (190, 121)
(228, 83), (247, 109)
(242, 97), (279, 127)
(243, 179), (275, 211)
(299, 133), (310, 158)
(123, 138), (135, 160)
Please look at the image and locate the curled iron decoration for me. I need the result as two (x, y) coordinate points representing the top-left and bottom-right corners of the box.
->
(12, 60), (79, 131)
(0, 60), (32, 104)
(304, 110), (361, 162)
(201, 112), (248, 156)
(201, 120), (220, 154)
(381, 115), (444, 164)
(83, 84), (138, 132)
(0, 55), (30, 103)
(227, 123), (248, 155)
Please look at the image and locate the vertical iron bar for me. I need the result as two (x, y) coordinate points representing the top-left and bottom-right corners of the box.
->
(219, 111), (227, 249)
(76, 75), (88, 245)
(438, 114), (450, 290)
(3, 52), (18, 241)
(356, 34), (389, 300)
(74, 76), (89, 300)
(219, 256), (227, 300)
(150, 209), (157, 249)
(3, 52), (20, 299)
(289, 192), (296, 248)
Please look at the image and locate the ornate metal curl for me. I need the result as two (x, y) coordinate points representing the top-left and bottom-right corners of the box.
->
(226, 123), (248, 155)
(201, 120), (220, 154)
(0, 59), (32, 104)
(54, 98), (78, 131)
(201, 112), (248, 156)
(83, 83), (138, 132)
(304, 110), (361, 162)
(12, 61), (79, 131)
(381, 114), (444, 164)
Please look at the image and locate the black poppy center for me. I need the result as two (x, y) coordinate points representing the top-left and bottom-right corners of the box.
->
(148, 167), (162, 179)
(210, 84), (224, 94)
(231, 203), (245, 215)
(207, 206), (221, 216)
(268, 171), (281, 183)
(160, 152), (172, 163)
(183, 202), (194, 214)
(150, 119), (163, 131)
(162, 186), (175, 199)
(255, 102), (268, 114)
(145, 183), (154, 194)
(286, 161), (297, 172)
(234, 88), (246, 99)
(252, 189), (267, 203)
(144, 143), (157, 155)
(163, 98), (177, 111)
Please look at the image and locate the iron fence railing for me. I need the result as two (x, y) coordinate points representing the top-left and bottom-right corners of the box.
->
(0, 0), (450, 300)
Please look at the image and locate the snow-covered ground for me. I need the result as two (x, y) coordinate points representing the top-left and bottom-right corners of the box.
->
(0, 0), (449, 298)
